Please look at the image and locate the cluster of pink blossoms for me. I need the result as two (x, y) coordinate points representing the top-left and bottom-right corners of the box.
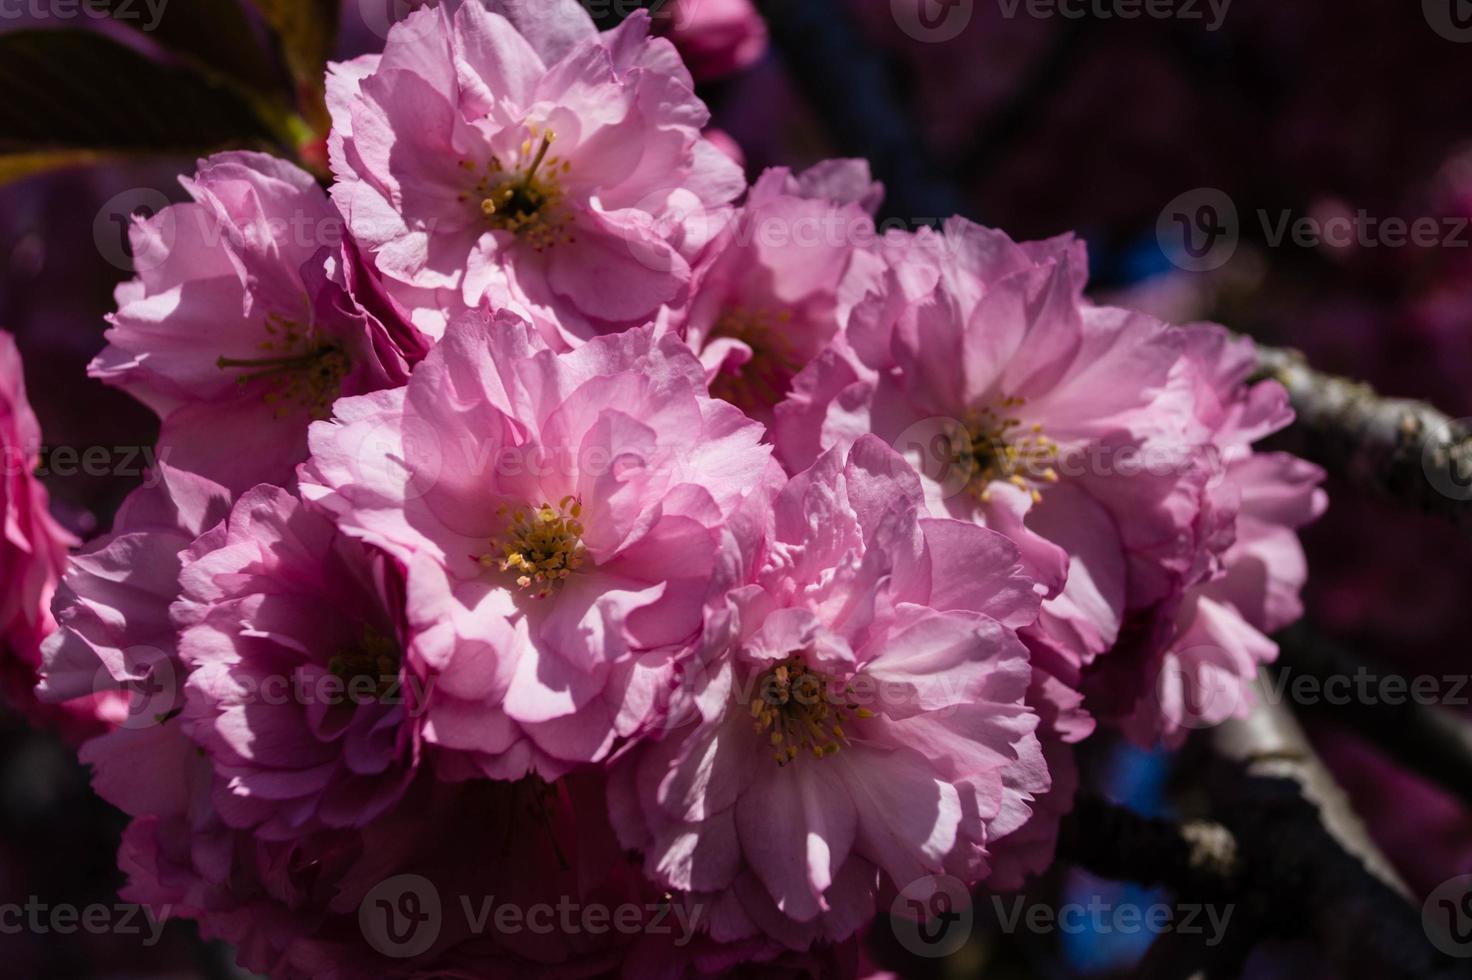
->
(0, 3), (1326, 977)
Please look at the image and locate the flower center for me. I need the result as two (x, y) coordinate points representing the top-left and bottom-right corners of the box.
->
(708, 306), (801, 407)
(480, 497), (587, 599)
(959, 397), (1059, 504)
(462, 127), (573, 252)
(327, 625), (402, 701)
(216, 313), (349, 420)
(748, 656), (871, 766)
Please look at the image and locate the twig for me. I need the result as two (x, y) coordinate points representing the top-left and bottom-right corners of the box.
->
(1061, 673), (1464, 979)
(1270, 622), (1472, 810)
(1059, 797), (1242, 980)
(1205, 670), (1465, 980)
(1058, 795), (1240, 896)
(1255, 344), (1472, 536)
(1062, 784), (1461, 980)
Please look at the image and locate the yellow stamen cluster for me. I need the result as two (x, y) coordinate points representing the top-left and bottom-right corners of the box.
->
(327, 625), (402, 700)
(749, 656), (874, 766)
(960, 396), (1060, 504)
(460, 126), (574, 252)
(216, 313), (349, 420)
(708, 306), (800, 407)
(481, 496), (587, 599)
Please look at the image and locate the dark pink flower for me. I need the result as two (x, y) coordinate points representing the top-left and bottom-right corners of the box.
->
(661, 0), (769, 83)
(175, 485), (421, 839)
(0, 330), (85, 736)
(39, 465), (232, 816)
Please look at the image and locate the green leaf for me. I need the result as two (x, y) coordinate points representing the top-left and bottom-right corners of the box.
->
(0, 30), (280, 165)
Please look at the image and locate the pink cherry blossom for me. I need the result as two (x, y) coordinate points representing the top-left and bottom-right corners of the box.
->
(39, 465), (232, 816)
(0, 331), (85, 737)
(38, 465), (658, 977)
(677, 161), (882, 426)
(661, 0), (769, 82)
(982, 669), (1086, 890)
(1120, 327), (1327, 745)
(609, 436), (1043, 948)
(777, 219), (1216, 702)
(301, 310), (774, 779)
(92, 151), (424, 494)
(327, 2), (745, 344)
(174, 485), (421, 839)
(117, 768), (656, 977)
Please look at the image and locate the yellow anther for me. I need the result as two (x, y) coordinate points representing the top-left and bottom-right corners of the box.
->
(480, 497), (587, 599)
(956, 397), (1061, 504)
(747, 656), (871, 766)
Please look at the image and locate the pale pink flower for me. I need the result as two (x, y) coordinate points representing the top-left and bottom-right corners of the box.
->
(301, 311), (773, 779)
(0, 331), (84, 736)
(92, 152), (424, 494)
(777, 220), (1215, 693)
(1121, 327), (1326, 745)
(174, 485), (420, 839)
(677, 161), (882, 426)
(609, 436), (1043, 948)
(327, 2), (745, 344)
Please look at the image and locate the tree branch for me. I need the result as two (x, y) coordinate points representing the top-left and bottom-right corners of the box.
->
(1062, 787), (1457, 979)
(1255, 344), (1472, 536)
(1206, 671), (1455, 979)
(1061, 671), (1466, 979)
(1271, 623), (1472, 809)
